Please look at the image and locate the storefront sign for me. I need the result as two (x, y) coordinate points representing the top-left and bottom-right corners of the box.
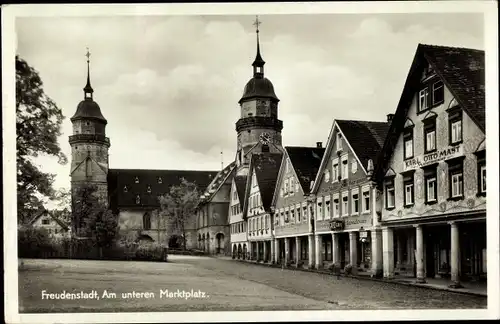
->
(359, 231), (368, 238)
(329, 219), (344, 231)
(322, 178), (367, 193)
(403, 145), (462, 172)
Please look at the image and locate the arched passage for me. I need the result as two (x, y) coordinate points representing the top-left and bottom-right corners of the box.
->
(216, 232), (225, 254)
(237, 244), (242, 259)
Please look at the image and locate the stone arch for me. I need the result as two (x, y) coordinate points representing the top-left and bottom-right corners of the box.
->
(237, 243), (242, 259)
(215, 232), (225, 254)
(168, 235), (182, 249)
(206, 233), (210, 253)
(202, 233), (206, 251)
(232, 244), (237, 259)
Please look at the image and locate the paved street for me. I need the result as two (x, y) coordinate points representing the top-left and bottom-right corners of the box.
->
(19, 256), (486, 313)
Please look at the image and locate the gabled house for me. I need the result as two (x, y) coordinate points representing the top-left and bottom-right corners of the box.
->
(310, 118), (389, 275)
(372, 44), (486, 287)
(243, 153), (282, 262)
(229, 175), (248, 259)
(272, 144), (325, 267)
(196, 162), (236, 254)
(28, 209), (71, 239)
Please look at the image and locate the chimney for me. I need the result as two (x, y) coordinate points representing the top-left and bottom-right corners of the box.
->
(316, 142), (322, 148)
(387, 114), (395, 122)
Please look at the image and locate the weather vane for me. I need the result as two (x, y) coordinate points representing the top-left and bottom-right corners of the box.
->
(85, 47), (91, 63)
(253, 15), (261, 33)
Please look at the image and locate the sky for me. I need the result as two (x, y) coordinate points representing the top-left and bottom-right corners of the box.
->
(15, 11), (484, 199)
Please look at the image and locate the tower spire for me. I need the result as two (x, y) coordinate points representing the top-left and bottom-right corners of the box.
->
(84, 47), (94, 99)
(252, 16), (265, 78)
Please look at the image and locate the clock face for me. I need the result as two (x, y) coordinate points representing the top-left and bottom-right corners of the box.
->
(259, 132), (271, 144)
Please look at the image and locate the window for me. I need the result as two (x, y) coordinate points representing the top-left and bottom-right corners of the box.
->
(158, 177), (163, 184)
(419, 87), (429, 112)
(342, 157), (348, 180)
(403, 128), (414, 159)
(352, 193), (359, 214)
(363, 191), (370, 213)
(252, 172), (258, 187)
(291, 209), (295, 223)
(325, 199), (331, 219)
(351, 161), (357, 174)
(297, 206), (301, 222)
(135, 177), (139, 184)
(403, 172), (415, 207)
(42, 218), (50, 225)
(432, 80), (444, 105)
(449, 109), (463, 145)
(136, 195), (141, 205)
(342, 194), (349, 216)
(477, 152), (486, 195)
(284, 179), (289, 195)
(123, 185), (128, 192)
(385, 180), (395, 209)
(337, 133), (343, 151)
(295, 180), (299, 192)
(448, 159), (464, 199)
(324, 170), (330, 183)
(332, 160), (339, 181)
(424, 119), (437, 153)
(285, 211), (289, 223)
(143, 212), (151, 230)
(426, 176), (437, 203)
(147, 185), (152, 193)
(333, 198), (339, 217)
(290, 177), (295, 194)
(316, 199), (323, 220)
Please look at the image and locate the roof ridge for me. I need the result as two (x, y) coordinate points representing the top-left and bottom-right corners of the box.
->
(419, 43), (484, 53)
(336, 118), (388, 124)
(110, 168), (219, 173)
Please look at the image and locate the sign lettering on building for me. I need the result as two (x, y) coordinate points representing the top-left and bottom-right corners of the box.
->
(403, 145), (462, 172)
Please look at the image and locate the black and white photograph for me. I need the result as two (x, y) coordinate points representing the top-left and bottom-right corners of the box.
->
(3, 1), (499, 323)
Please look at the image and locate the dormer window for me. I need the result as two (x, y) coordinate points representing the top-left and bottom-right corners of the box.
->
(135, 177), (139, 184)
(158, 177), (163, 184)
(136, 195), (141, 204)
(147, 185), (152, 193)
(123, 185), (128, 193)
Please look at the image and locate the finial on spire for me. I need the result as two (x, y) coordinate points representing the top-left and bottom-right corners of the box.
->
(84, 47), (94, 99)
(252, 15), (265, 77)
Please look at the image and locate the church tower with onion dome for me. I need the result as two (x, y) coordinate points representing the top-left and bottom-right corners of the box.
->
(235, 17), (284, 176)
(69, 48), (110, 234)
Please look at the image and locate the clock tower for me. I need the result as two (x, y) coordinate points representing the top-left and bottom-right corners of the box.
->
(235, 17), (283, 176)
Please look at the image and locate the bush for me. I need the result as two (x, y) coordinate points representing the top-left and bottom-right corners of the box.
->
(344, 264), (353, 275)
(135, 243), (168, 262)
(18, 227), (56, 258)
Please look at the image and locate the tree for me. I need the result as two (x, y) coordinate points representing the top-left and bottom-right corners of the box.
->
(159, 178), (200, 250)
(87, 209), (119, 257)
(16, 55), (67, 224)
(72, 184), (102, 237)
(51, 188), (72, 224)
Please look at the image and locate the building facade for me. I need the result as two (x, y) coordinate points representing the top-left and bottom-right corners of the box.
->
(310, 120), (389, 275)
(273, 145), (325, 268)
(373, 44), (486, 287)
(229, 176), (248, 258)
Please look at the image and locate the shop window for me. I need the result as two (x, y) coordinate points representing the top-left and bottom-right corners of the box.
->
(385, 179), (395, 209)
(403, 127), (414, 160)
(403, 171), (415, 207)
(447, 158), (464, 200)
(424, 117), (437, 153)
(424, 165), (438, 204)
(448, 109), (463, 145)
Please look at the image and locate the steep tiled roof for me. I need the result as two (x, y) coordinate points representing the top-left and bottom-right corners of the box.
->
(199, 161), (236, 203)
(108, 169), (219, 210)
(285, 146), (325, 194)
(422, 44), (485, 131)
(372, 44), (485, 186)
(250, 153), (283, 212)
(233, 175), (247, 203)
(28, 209), (70, 231)
(336, 120), (390, 170)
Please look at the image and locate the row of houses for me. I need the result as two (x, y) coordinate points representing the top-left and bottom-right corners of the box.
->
(226, 44), (486, 288)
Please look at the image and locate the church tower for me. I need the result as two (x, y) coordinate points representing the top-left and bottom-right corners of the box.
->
(69, 49), (110, 233)
(235, 17), (283, 176)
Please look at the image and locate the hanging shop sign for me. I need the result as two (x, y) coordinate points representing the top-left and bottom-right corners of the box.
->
(403, 145), (462, 172)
